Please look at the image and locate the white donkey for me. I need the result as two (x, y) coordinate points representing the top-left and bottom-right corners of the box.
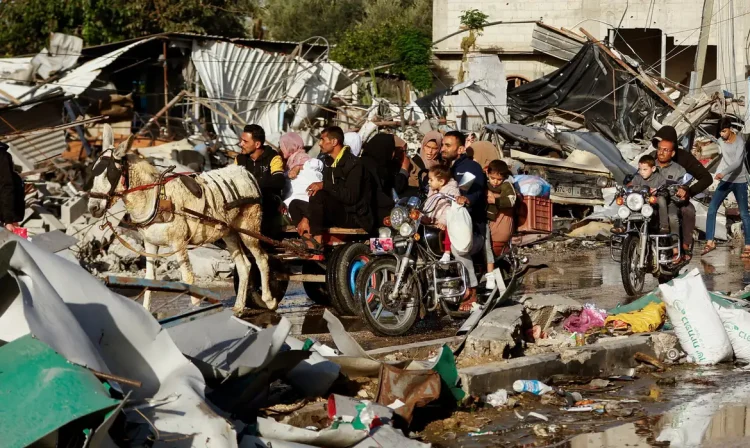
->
(87, 124), (276, 312)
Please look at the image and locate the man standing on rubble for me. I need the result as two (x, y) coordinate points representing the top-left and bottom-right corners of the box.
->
(235, 124), (286, 236)
(0, 141), (25, 233)
(649, 125), (712, 262)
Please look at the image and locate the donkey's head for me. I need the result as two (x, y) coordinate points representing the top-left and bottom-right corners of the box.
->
(88, 124), (135, 218)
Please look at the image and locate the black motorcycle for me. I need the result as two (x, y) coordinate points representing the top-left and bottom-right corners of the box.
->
(355, 192), (526, 336)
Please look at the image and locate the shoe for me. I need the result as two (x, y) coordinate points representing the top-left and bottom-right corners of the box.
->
(440, 252), (451, 263)
(485, 273), (496, 290)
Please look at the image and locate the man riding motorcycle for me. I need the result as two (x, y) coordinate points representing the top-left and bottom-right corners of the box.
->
(648, 125), (712, 262)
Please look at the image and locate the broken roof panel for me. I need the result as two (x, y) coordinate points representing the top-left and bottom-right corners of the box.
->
(532, 23), (585, 62)
(192, 40), (347, 146)
(4, 129), (66, 166)
(508, 42), (667, 142)
(0, 37), (155, 109)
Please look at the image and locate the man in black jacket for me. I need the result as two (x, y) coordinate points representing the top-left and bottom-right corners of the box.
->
(235, 124), (285, 236)
(0, 141), (25, 232)
(649, 125), (712, 260)
(289, 126), (373, 249)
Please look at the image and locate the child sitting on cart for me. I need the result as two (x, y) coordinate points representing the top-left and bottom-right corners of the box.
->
(421, 164), (460, 263)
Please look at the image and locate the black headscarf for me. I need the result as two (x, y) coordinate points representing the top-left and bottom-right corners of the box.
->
(361, 133), (400, 191)
(361, 133), (396, 178)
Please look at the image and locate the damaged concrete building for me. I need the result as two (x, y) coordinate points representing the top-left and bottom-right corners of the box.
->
(432, 0), (750, 109)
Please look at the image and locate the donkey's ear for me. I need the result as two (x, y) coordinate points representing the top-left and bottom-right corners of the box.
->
(113, 133), (136, 159)
(102, 124), (114, 150)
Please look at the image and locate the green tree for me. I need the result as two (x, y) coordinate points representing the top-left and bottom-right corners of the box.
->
(0, 0), (257, 56)
(329, 0), (434, 93)
(262, 0), (366, 44)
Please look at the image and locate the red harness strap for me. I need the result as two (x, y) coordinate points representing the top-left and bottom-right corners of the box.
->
(119, 172), (194, 196)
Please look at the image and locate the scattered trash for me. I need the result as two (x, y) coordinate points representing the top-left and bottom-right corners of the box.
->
(634, 352), (667, 371)
(605, 302), (667, 333)
(714, 303), (750, 363)
(563, 304), (608, 334)
(513, 380), (554, 395)
(660, 269), (734, 365)
(648, 385), (662, 401)
(528, 412), (549, 422)
(588, 379), (611, 388)
(484, 389), (509, 407)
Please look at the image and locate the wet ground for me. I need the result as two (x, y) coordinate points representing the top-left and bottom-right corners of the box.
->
(421, 364), (750, 447)
(136, 243), (750, 351)
(522, 244), (750, 310)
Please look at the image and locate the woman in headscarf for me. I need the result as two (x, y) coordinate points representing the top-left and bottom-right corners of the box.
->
(279, 132), (310, 179)
(344, 132), (363, 157)
(467, 140), (502, 171)
(409, 131), (443, 193)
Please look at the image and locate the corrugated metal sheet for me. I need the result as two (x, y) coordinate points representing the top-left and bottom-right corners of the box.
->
(0, 37), (155, 109)
(192, 40), (345, 146)
(5, 128), (66, 166)
(532, 23), (585, 61)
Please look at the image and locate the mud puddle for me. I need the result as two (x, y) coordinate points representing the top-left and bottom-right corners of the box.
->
(422, 365), (750, 448)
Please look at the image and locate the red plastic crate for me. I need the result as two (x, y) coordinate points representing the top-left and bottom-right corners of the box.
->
(516, 196), (552, 233)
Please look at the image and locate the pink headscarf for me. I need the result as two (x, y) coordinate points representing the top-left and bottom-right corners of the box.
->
(279, 132), (310, 171)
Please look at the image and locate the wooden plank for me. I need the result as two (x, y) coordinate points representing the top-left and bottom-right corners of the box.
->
(282, 226), (368, 235)
(578, 27), (677, 109)
(275, 274), (326, 282)
(0, 87), (20, 105)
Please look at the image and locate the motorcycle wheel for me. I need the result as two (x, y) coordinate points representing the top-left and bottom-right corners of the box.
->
(621, 234), (646, 296)
(356, 257), (419, 337)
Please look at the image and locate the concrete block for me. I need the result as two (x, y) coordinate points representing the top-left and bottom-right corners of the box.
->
(30, 204), (66, 231)
(107, 230), (144, 264)
(464, 304), (525, 358)
(61, 196), (88, 226)
(188, 246), (233, 279)
(459, 334), (655, 396)
(521, 293), (582, 331)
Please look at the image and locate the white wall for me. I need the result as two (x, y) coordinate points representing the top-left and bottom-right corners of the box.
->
(433, 0), (750, 97)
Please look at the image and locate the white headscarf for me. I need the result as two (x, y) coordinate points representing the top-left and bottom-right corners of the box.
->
(344, 132), (363, 157)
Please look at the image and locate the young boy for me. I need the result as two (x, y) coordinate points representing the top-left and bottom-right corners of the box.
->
(630, 154), (675, 237)
(422, 164), (460, 262)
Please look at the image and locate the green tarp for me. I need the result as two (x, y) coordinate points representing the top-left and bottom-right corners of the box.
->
(0, 335), (120, 448)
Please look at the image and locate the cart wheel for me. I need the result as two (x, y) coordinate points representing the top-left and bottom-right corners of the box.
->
(325, 244), (349, 315)
(332, 242), (371, 316)
(232, 257), (289, 309)
(302, 262), (331, 306)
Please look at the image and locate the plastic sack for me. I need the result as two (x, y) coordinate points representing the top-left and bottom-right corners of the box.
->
(513, 175), (551, 198)
(446, 201), (473, 255)
(659, 268), (733, 365)
(563, 306), (607, 333)
(605, 302), (666, 333)
(714, 303), (750, 363)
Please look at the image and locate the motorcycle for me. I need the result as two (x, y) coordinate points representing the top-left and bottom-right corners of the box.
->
(610, 177), (693, 296)
(355, 184), (526, 336)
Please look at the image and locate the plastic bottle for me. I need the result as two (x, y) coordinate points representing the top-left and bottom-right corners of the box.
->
(513, 380), (553, 395)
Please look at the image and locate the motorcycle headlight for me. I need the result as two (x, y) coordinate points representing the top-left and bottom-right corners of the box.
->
(626, 193), (644, 211)
(390, 206), (408, 229)
(641, 204), (654, 218)
(618, 206), (631, 219)
(378, 227), (392, 238)
(399, 222), (416, 237)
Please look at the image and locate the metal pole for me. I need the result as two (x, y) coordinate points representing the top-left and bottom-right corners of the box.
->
(163, 41), (169, 137)
(661, 31), (667, 79)
(693, 0), (715, 93)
